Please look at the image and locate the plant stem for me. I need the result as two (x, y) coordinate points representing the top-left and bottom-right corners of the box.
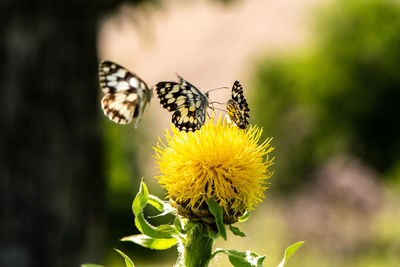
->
(183, 223), (214, 267)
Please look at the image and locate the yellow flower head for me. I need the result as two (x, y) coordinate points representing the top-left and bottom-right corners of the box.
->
(154, 116), (274, 219)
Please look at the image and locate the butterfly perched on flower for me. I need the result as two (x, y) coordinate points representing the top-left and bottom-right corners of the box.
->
(155, 75), (210, 132)
(98, 60), (152, 127)
(226, 80), (250, 129)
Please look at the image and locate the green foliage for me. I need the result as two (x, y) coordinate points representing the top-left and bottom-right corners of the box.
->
(103, 123), (140, 194)
(82, 181), (306, 266)
(212, 241), (303, 267)
(208, 199), (227, 240)
(229, 225), (246, 237)
(102, 123), (146, 265)
(83, 249), (135, 267)
(212, 249), (266, 267)
(277, 241), (304, 267)
(131, 181), (177, 239)
(238, 211), (250, 222)
(114, 249), (135, 267)
(253, 0), (400, 190)
(125, 182), (303, 266)
(121, 234), (177, 250)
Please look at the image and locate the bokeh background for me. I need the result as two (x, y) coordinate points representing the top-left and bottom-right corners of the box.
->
(1, 0), (400, 266)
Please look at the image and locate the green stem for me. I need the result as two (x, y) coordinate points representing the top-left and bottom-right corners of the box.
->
(183, 223), (214, 267)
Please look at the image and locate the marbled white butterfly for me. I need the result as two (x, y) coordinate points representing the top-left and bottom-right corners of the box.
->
(99, 61), (152, 127)
(226, 80), (250, 129)
(155, 75), (210, 132)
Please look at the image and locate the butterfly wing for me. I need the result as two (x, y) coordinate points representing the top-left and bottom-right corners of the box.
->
(226, 99), (241, 126)
(227, 80), (250, 129)
(156, 75), (209, 132)
(171, 103), (207, 132)
(99, 61), (151, 126)
(155, 81), (182, 111)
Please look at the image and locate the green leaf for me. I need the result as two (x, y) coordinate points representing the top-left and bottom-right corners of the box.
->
(121, 234), (177, 250)
(81, 264), (104, 267)
(238, 210), (250, 222)
(133, 207), (177, 239)
(132, 181), (149, 215)
(114, 249), (135, 267)
(174, 217), (186, 234)
(213, 249), (266, 267)
(148, 194), (176, 216)
(147, 194), (165, 211)
(207, 199), (227, 240)
(131, 182), (177, 239)
(277, 241), (304, 267)
(229, 225), (246, 237)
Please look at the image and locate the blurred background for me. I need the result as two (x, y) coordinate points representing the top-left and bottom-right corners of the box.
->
(1, 0), (400, 266)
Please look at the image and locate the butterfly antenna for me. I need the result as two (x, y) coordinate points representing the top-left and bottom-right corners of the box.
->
(210, 101), (216, 112)
(206, 86), (229, 94)
(210, 101), (225, 105)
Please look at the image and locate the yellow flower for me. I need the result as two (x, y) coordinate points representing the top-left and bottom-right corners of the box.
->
(154, 116), (274, 221)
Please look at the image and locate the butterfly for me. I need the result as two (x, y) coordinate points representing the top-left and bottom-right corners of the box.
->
(98, 60), (152, 127)
(226, 80), (250, 129)
(155, 75), (210, 132)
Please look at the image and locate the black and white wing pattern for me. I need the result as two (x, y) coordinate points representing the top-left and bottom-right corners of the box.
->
(155, 75), (209, 132)
(99, 60), (152, 127)
(226, 80), (250, 129)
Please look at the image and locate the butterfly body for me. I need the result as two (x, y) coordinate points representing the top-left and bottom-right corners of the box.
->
(226, 81), (250, 129)
(99, 61), (152, 127)
(156, 75), (209, 132)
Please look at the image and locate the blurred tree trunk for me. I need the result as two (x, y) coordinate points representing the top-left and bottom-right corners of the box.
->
(0, 1), (105, 267)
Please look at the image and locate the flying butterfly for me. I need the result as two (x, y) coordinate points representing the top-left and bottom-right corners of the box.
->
(155, 75), (210, 132)
(226, 80), (250, 129)
(98, 60), (152, 127)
